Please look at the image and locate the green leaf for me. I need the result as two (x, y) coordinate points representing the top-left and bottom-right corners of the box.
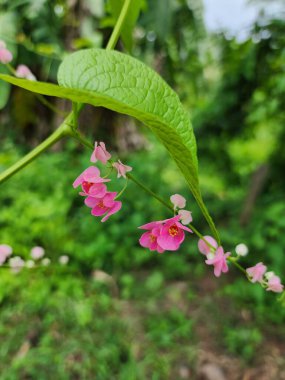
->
(108, 0), (145, 51)
(0, 48), (219, 241)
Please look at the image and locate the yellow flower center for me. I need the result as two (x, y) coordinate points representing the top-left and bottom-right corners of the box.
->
(168, 225), (179, 237)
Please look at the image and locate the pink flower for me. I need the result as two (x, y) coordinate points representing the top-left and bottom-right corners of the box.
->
(246, 262), (267, 283)
(157, 215), (192, 251)
(31, 246), (45, 260)
(73, 166), (110, 197)
(15, 64), (36, 81)
(198, 236), (218, 256)
(139, 222), (164, 253)
(0, 47), (13, 64)
(170, 194), (186, 209)
(112, 160), (132, 178)
(178, 210), (192, 225)
(0, 244), (13, 265)
(205, 246), (230, 277)
(90, 142), (111, 164)
(85, 192), (122, 222)
(267, 275), (284, 293)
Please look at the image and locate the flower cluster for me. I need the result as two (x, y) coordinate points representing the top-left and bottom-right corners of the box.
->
(198, 235), (230, 277)
(196, 235), (283, 292)
(138, 193), (284, 294)
(139, 194), (193, 253)
(0, 244), (69, 273)
(73, 141), (132, 222)
(246, 263), (283, 293)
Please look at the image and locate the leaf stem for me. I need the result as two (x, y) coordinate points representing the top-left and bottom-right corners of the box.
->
(36, 94), (68, 117)
(0, 115), (73, 185)
(106, 0), (133, 50)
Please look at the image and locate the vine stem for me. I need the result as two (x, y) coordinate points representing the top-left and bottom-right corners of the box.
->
(106, 0), (133, 50)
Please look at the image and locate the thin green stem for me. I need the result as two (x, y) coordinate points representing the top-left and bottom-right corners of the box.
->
(228, 257), (247, 274)
(127, 173), (173, 211)
(0, 115), (73, 185)
(116, 178), (129, 199)
(106, 0), (132, 50)
(6, 63), (15, 75)
(36, 94), (68, 117)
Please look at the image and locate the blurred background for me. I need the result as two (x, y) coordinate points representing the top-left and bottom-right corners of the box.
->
(0, 0), (285, 379)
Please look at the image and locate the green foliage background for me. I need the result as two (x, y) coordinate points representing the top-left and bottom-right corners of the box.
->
(0, 0), (285, 378)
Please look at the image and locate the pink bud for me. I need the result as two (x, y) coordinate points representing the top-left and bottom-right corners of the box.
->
(246, 262), (267, 283)
(0, 244), (13, 265)
(112, 160), (132, 178)
(267, 275), (284, 293)
(170, 194), (186, 209)
(178, 210), (192, 225)
(15, 64), (36, 81)
(205, 246), (230, 277)
(198, 236), (218, 255)
(0, 47), (13, 64)
(90, 142), (111, 164)
(31, 246), (45, 260)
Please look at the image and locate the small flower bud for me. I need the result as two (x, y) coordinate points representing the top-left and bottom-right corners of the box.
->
(26, 260), (35, 268)
(265, 271), (275, 280)
(235, 243), (249, 257)
(31, 246), (45, 260)
(59, 255), (69, 265)
(42, 258), (51, 266)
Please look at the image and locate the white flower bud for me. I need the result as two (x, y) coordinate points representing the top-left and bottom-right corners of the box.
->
(235, 243), (249, 257)
(26, 260), (35, 268)
(59, 255), (69, 265)
(41, 258), (51, 266)
(265, 271), (275, 280)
